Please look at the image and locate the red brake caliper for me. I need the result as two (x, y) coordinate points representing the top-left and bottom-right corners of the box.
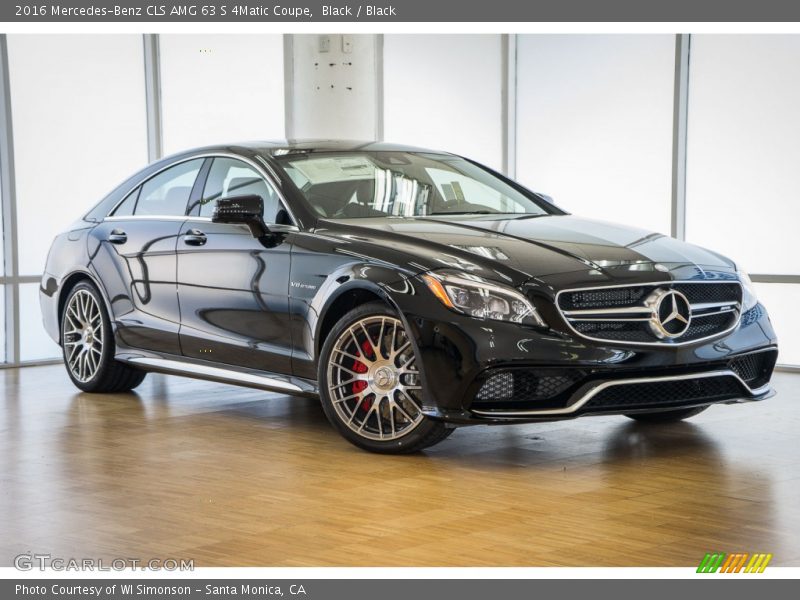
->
(352, 339), (374, 411)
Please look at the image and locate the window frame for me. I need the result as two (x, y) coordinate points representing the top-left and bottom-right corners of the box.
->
(189, 156), (289, 224)
(103, 152), (298, 227)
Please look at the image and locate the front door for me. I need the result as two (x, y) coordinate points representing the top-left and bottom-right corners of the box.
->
(176, 157), (294, 374)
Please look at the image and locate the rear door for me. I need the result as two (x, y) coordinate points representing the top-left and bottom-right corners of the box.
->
(90, 158), (205, 355)
(176, 156), (295, 374)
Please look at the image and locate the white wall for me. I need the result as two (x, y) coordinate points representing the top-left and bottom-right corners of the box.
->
(515, 35), (675, 235)
(383, 34), (503, 170)
(754, 283), (800, 366)
(8, 35), (149, 280)
(685, 35), (800, 275)
(289, 34), (378, 140)
(0, 287), (4, 363)
(684, 35), (800, 368)
(2, 33), (798, 366)
(7, 34), (149, 360)
(159, 34), (285, 155)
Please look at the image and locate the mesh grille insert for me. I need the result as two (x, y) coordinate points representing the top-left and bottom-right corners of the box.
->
(584, 376), (744, 413)
(728, 350), (777, 389)
(560, 287), (648, 311)
(473, 369), (584, 407)
(674, 283), (742, 305)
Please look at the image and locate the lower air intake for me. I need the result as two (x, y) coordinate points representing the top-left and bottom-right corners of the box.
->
(472, 369), (584, 408)
(583, 375), (745, 413)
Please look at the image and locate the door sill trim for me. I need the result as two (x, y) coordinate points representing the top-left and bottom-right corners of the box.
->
(122, 355), (312, 395)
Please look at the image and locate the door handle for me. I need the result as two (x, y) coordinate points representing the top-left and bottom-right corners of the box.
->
(183, 229), (207, 246)
(107, 229), (127, 244)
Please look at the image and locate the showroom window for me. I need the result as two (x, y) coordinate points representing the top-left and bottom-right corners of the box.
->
(515, 34), (675, 235)
(685, 35), (800, 275)
(3, 34), (149, 364)
(0, 287), (5, 364)
(7, 35), (149, 277)
(684, 35), (800, 367)
(159, 35), (285, 154)
(383, 35), (504, 171)
(0, 33), (797, 370)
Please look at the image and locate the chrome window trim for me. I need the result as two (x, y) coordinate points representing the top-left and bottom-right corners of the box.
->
(554, 280), (744, 347)
(471, 368), (766, 418)
(105, 215), (188, 222)
(104, 216), (301, 235)
(104, 152), (300, 227)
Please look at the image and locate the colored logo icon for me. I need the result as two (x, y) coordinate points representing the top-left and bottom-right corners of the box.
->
(697, 552), (772, 573)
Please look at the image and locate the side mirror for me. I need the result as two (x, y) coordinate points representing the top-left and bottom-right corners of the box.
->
(212, 195), (269, 238)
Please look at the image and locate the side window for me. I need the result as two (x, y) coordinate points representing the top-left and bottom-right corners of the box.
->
(196, 157), (287, 223)
(134, 159), (204, 216)
(111, 187), (140, 216)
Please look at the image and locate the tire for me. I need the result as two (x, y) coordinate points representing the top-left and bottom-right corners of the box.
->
(625, 405), (708, 423)
(318, 302), (454, 454)
(61, 281), (146, 393)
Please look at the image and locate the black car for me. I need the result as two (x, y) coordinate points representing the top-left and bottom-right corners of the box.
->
(40, 141), (778, 453)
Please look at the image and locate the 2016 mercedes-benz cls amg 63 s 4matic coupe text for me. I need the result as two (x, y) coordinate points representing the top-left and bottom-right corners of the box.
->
(40, 141), (778, 453)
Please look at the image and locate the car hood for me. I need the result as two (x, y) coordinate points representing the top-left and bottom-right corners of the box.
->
(316, 214), (737, 286)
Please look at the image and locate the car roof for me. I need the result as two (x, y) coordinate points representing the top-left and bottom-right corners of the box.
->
(172, 139), (453, 158)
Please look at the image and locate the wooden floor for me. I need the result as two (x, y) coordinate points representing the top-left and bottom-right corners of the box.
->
(1, 364), (799, 567)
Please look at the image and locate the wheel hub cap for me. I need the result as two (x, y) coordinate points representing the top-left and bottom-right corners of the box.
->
(371, 365), (397, 391)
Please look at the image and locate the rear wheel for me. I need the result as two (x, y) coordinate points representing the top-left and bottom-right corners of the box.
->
(625, 405), (708, 423)
(61, 281), (146, 393)
(319, 302), (454, 454)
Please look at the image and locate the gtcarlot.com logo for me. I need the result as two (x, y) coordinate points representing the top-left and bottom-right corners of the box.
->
(697, 552), (772, 573)
(14, 553), (194, 571)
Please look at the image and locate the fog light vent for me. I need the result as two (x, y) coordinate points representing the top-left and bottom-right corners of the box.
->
(473, 370), (583, 405)
(475, 372), (515, 401)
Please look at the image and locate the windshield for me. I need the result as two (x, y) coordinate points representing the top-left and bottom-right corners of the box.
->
(275, 151), (552, 219)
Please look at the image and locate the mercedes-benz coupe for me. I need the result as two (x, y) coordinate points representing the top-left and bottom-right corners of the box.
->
(40, 141), (778, 453)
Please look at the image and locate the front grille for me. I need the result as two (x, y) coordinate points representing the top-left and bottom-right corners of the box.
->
(574, 320), (658, 343)
(728, 350), (777, 389)
(682, 312), (732, 341)
(583, 375), (745, 413)
(558, 281), (742, 345)
(675, 283), (742, 305)
(472, 369), (584, 408)
(560, 287), (648, 311)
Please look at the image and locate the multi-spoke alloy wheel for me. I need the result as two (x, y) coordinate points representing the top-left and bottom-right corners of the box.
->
(328, 315), (424, 441)
(60, 281), (146, 393)
(63, 289), (105, 383)
(319, 303), (454, 453)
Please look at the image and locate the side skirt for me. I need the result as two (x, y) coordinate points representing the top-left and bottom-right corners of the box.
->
(115, 350), (319, 397)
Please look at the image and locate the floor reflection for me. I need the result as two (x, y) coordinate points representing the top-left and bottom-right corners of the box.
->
(0, 365), (797, 566)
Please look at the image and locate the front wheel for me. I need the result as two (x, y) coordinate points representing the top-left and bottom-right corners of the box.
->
(625, 405), (708, 423)
(318, 302), (454, 454)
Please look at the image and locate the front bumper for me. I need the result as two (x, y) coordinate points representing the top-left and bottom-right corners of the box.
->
(391, 287), (778, 424)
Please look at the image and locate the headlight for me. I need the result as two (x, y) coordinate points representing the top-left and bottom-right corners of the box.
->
(739, 270), (759, 312)
(421, 271), (546, 327)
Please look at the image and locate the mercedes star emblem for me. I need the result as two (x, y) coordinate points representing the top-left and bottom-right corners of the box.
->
(647, 289), (693, 339)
